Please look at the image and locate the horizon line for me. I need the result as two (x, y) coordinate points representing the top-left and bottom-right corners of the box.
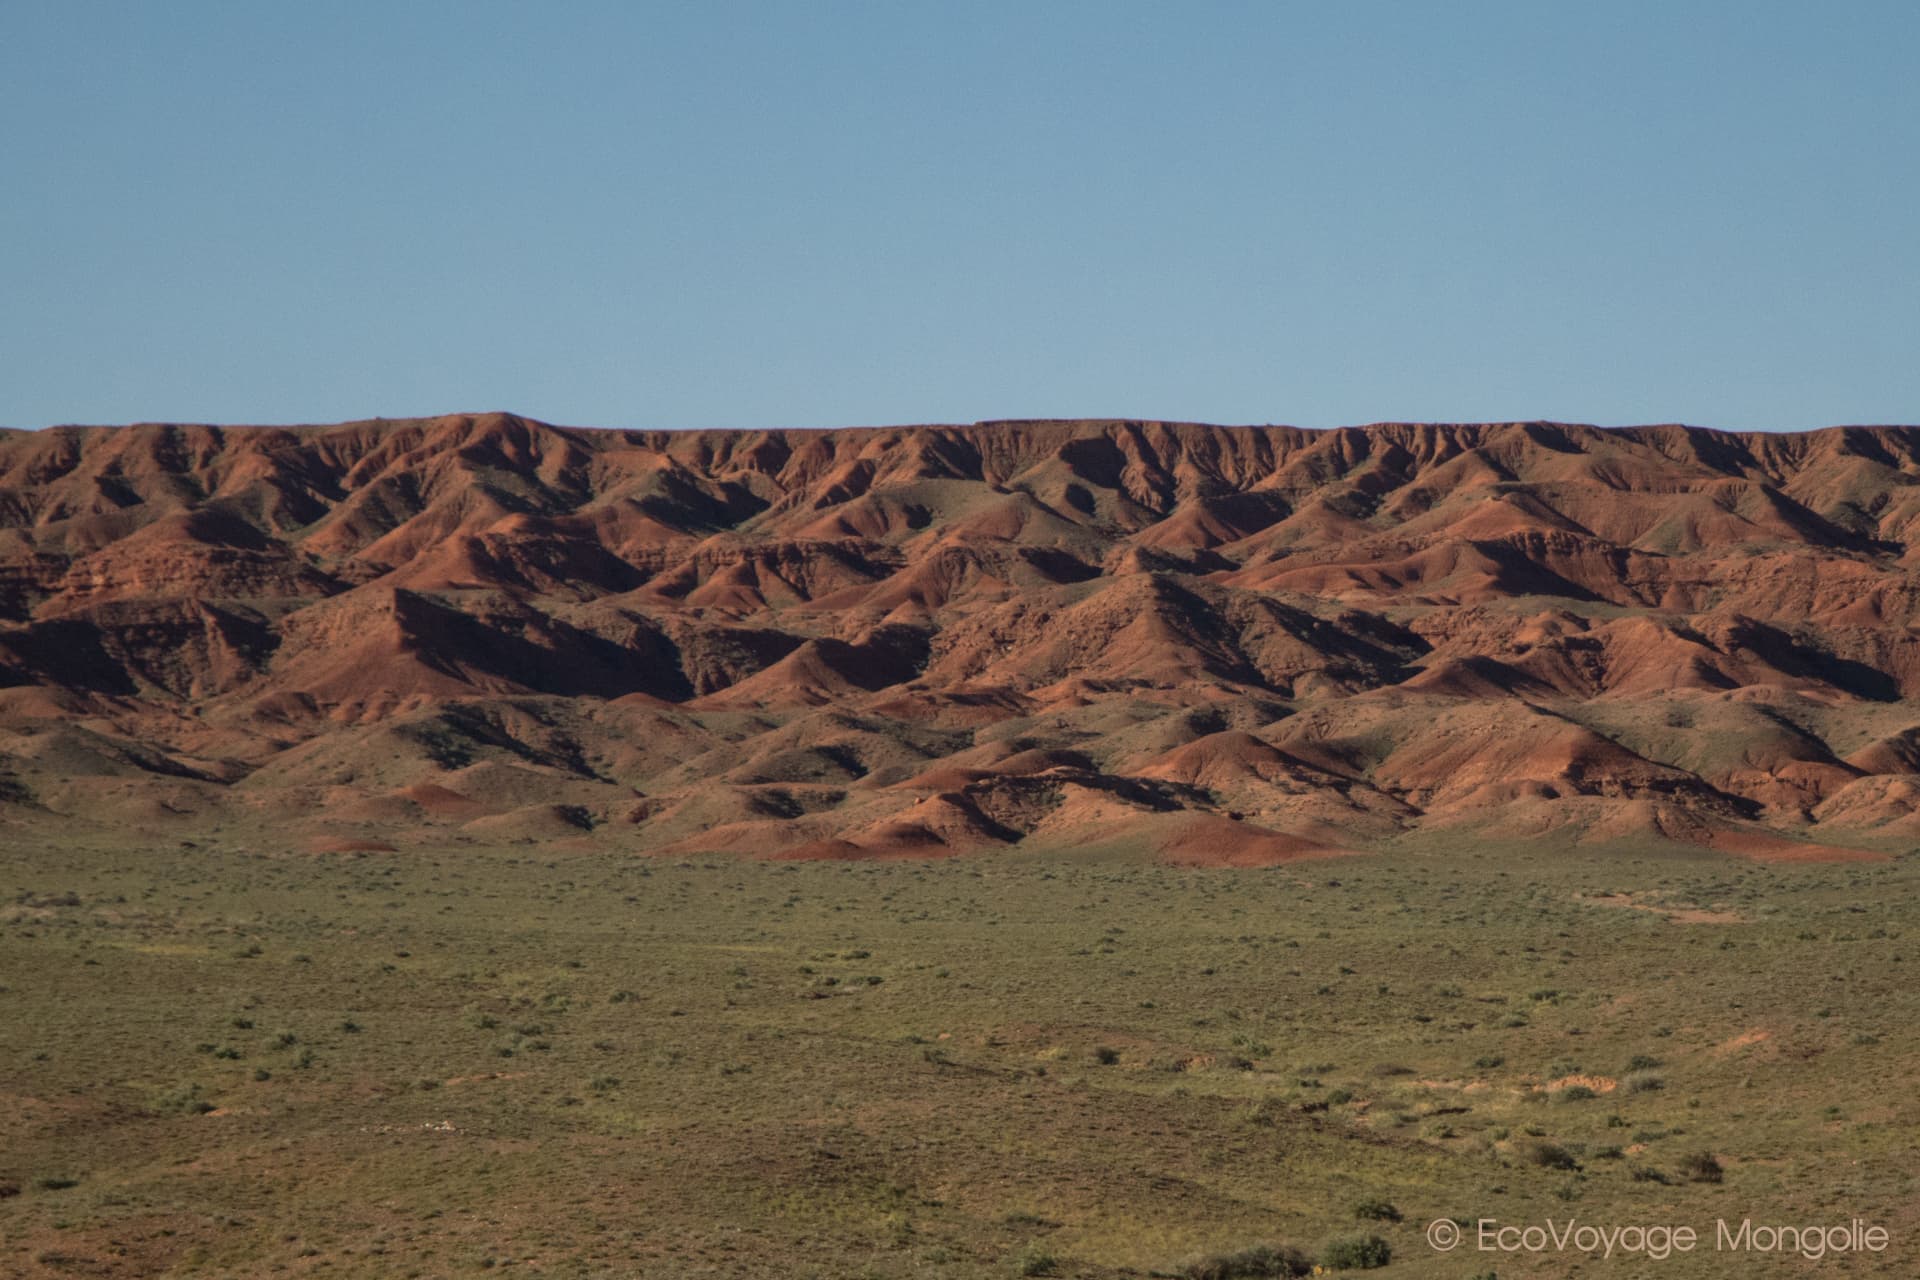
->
(7, 412), (1920, 437)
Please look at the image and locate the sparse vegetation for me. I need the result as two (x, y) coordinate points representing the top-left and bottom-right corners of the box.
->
(1, 838), (1914, 1277)
(1680, 1150), (1725, 1184)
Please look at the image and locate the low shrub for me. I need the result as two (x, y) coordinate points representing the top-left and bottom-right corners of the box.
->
(1352, 1198), (1401, 1223)
(1182, 1242), (1313, 1278)
(1525, 1141), (1579, 1171)
(1680, 1151), (1724, 1184)
(1015, 1244), (1059, 1276)
(1320, 1234), (1391, 1270)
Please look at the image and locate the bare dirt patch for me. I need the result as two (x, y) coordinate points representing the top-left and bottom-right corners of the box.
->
(1576, 892), (1745, 924)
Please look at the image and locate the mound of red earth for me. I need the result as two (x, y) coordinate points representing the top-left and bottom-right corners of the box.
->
(3, 412), (1918, 863)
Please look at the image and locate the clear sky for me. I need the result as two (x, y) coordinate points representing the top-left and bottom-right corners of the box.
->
(3, 2), (1916, 432)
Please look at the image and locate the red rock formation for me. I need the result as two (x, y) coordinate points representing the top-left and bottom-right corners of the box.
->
(4, 412), (1919, 859)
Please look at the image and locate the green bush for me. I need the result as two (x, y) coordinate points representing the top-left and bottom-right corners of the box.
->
(1182, 1242), (1313, 1278)
(1320, 1234), (1391, 1270)
(1015, 1244), (1059, 1276)
(1352, 1198), (1401, 1223)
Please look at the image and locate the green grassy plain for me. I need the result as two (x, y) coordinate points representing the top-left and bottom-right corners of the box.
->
(3, 834), (1916, 1277)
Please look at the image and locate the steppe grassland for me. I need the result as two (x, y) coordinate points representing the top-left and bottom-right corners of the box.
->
(2, 833), (1916, 1277)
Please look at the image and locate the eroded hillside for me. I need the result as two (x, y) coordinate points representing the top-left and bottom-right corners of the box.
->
(4, 413), (1920, 861)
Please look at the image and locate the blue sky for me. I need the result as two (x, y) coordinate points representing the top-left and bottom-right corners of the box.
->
(3, 2), (1915, 431)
